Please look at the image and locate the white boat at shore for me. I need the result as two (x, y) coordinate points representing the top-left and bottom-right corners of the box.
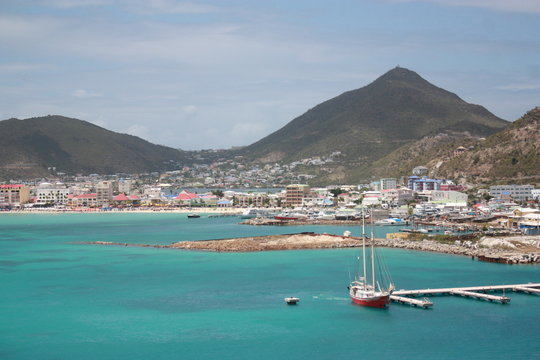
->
(240, 208), (275, 219)
(374, 217), (405, 226)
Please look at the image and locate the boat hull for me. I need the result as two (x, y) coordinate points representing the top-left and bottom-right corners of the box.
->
(274, 216), (299, 220)
(350, 294), (390, 308)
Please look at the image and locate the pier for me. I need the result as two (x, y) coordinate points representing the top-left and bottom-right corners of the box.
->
(389, 295), (433, 308)
(390, 282), (540, 309)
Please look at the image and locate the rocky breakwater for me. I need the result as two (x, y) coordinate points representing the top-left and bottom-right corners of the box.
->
(170, 233), (362, 252)
(240, 218), (362, 226)
(383, 234), (540, 264)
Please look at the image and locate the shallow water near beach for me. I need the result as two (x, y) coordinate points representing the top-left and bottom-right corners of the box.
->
(1, 213), (539, 360)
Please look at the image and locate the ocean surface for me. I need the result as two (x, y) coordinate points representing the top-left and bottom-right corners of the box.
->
(1, 213), (539, 360)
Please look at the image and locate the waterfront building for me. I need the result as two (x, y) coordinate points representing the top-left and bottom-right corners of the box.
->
(175, 190), (199, 206)
(284, 184), (310, 207)
(96, 181), (113, 207)
(68, 193), (97, 208)
(381, 188), (413, 206)
(362, 191), (382, 206)
(36, 182), (69, 206)
(235, 192), (268, 207)
(0, 184), (30, 207)
(118, 179), (132, 195)
(143, 187), (162, 200)
(489, 185), (534, 201)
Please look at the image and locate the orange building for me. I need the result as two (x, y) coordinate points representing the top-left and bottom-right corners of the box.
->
(285, 184), (310, 207)
(0, 184), (30, 207)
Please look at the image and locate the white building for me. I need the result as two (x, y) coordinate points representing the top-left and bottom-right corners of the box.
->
(489, 185), (534, 201)
(362, 191), (382, 206)
(96, 181), (113, 207)
(381, 188), (413, 206)
(143, 187), (162, 199)
(429, 190), (468, 204)
(118, 179), (132, 195)
(380, 178), (397, 190)
(36, 182), (70, 205)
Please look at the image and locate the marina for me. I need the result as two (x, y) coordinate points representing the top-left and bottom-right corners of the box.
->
(390, 283), (540, 308)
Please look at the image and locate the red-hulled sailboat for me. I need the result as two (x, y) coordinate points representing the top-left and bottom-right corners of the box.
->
(348, 208), (394, 308)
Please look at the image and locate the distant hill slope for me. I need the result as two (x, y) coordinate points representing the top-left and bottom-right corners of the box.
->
(0, 115), (187, 179)
(435, 107), (540, 184)
(238, 67), (508, 183)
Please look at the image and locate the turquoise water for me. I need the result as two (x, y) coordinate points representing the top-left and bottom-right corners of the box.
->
(1, 213), (539, 360)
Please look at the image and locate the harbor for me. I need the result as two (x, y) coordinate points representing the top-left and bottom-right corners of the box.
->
(390, 283), (540, 309)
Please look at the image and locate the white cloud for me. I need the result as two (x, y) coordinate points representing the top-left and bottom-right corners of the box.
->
(73, 89), (102, 98)
(42, 0), (111, 8)
(386, 0), (540, 14)
(124, 0), (221, 15)
(182, 105), (197, 114)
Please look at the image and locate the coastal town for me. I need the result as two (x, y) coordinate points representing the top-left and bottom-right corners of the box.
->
(3, 164), (540, 264)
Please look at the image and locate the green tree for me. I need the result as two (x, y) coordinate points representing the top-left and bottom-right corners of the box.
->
(329, 188), (344, 197)
(212, 190), (224, 198)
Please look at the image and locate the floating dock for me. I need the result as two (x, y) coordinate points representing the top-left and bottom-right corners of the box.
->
(390, 282), (540, 309)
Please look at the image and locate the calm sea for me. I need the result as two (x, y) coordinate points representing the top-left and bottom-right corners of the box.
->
(1, 213), (539, 360)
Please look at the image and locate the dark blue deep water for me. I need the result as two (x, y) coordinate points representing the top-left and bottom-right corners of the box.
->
(1, 213), (539, 359)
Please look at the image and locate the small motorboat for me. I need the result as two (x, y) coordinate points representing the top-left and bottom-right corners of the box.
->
(187, 213), (201, 218)
(284, 297), (300, 305)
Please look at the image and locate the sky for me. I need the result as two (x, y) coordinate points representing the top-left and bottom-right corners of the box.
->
(1, 0), (539, 150)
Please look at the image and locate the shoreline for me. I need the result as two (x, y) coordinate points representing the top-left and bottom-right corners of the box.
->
(83, 233), (540, 264)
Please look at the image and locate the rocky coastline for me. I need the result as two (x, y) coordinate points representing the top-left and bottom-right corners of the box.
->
(83, 232), (540, 264)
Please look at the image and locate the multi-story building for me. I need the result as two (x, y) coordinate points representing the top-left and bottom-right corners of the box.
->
(235, 192), (268, 207)
(429, 190), (468, 204)
(440, 184), (465, 191)
(380, 178), (397, 190)
(96, 181), (113, 207)
(118, 179), (132, 195)
(0, 184), (30, 207)
(381, 188), (413, 206)
(36, 182), (70, 205)
(362, 191), (382, 206)
(489, 185), (534, 201)
(285, 184), (310, 207)
(68, 193), (97, 208)
(408, 176), (442, 192)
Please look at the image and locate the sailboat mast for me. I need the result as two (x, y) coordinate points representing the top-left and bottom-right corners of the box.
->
(362, 207), (367, 290)
(371, 208), (375, 290)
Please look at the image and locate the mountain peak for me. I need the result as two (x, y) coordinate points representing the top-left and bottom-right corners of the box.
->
(375, 66), (426, 84)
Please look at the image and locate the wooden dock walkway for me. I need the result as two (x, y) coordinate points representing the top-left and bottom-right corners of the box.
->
(390, 282), (540, 309)
(450, 290), (510, 304)
(390, 295), (433, 308)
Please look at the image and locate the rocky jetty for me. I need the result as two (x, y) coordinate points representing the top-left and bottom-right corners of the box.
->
(382, 234), (540, 264)
(170, 233), (361, 252)
(241, 218), (367, 226)
(84, 233), (540, 264)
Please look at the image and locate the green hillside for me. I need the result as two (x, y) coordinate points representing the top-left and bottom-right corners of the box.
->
(238, 67), (508, 183)
(0, 115), (188, 179)
(436, 107), (540, 184)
